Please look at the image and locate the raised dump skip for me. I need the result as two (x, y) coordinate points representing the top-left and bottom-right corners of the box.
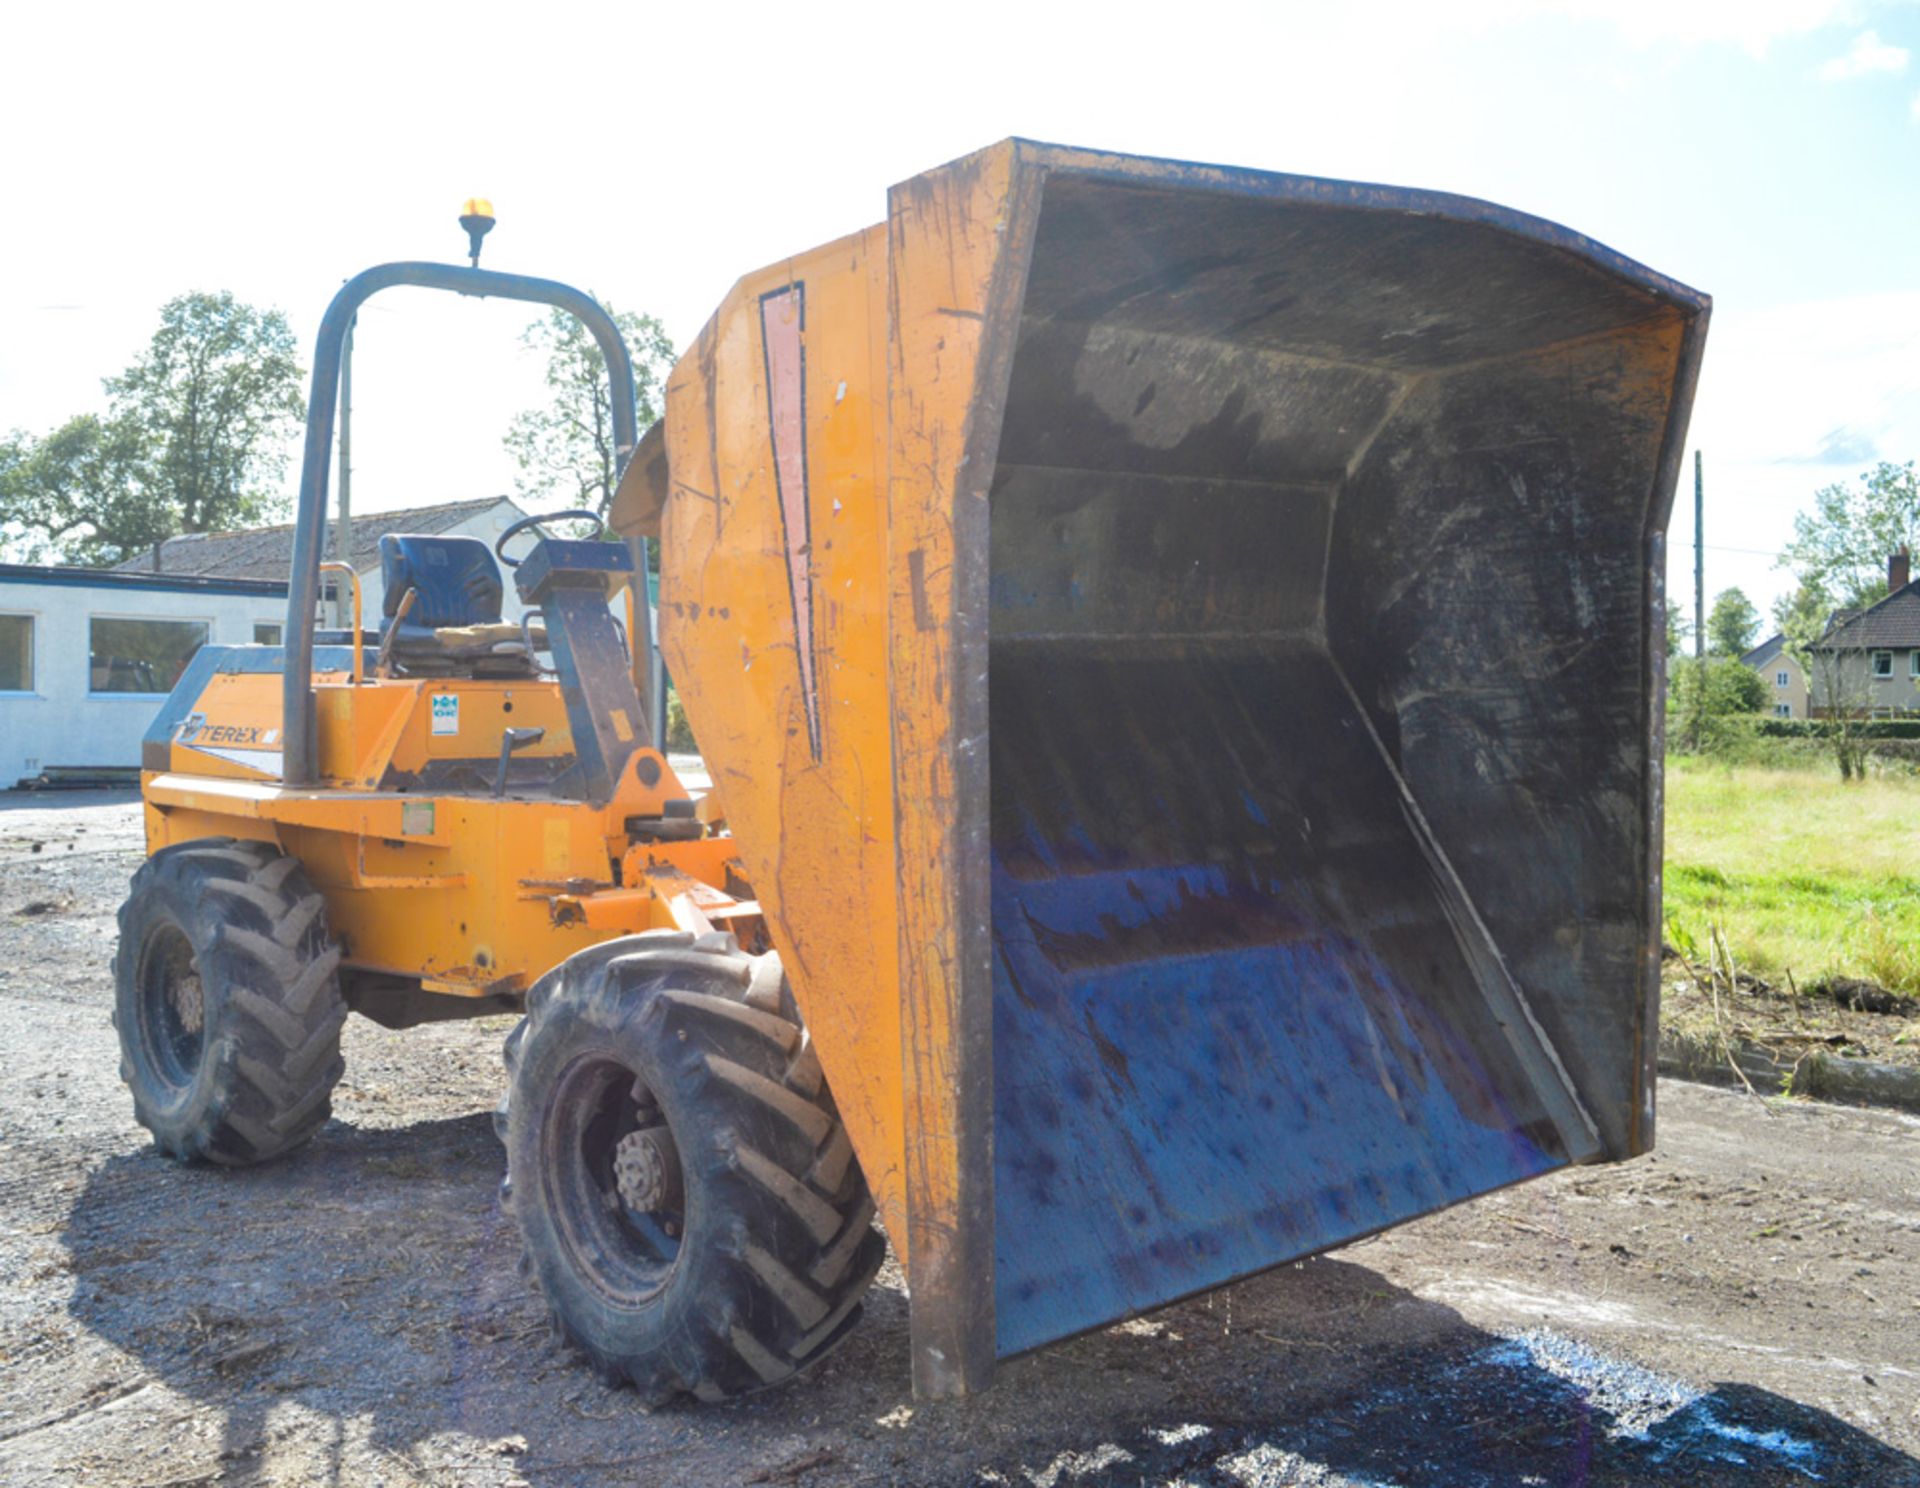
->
(647, 139), (1707, 1396)
(986, 172), (1694, 1356)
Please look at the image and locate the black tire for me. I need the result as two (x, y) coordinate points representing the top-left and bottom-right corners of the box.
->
(501, 931), (886, 1404)
(113, 838), (347, 1165)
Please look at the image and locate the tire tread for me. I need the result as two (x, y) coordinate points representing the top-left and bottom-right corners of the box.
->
(502, 936), (884, 1405)
(115, 837), (346, 1167)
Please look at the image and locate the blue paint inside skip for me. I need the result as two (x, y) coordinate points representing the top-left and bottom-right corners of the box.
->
(989, 644), (1563, 1358)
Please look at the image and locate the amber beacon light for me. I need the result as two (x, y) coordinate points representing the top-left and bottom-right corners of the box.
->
(458, 197), (495, 266)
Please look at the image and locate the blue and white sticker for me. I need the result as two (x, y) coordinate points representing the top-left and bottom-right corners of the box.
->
(430, 693), (459, 736)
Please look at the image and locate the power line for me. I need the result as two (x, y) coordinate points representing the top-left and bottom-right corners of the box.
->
(1702, 543), (1787, 559)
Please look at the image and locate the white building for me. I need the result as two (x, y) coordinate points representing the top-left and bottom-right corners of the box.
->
(3, 496), (658, 788)
(0, 564), (289, 786)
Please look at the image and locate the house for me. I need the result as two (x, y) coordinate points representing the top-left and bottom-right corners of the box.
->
(1741, 633), (1808, 719)
(1788, 550), (1920, 720)
(0, 564), (288, 786)
(116, 494), (538, 626)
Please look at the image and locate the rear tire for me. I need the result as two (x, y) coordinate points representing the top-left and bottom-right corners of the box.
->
(113, 838), (346, 1164)
(501, 932), (885, 1404)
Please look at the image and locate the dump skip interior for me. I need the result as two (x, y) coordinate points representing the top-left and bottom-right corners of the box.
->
(987, 174), (1688, 1357)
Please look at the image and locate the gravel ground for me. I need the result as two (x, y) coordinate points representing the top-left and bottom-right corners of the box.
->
(1, 791), (1915, 1488)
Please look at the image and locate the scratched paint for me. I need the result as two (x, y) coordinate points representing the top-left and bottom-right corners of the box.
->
(759, 283), (821, 759)
(990, 645), (1563, 1357)
(973, 162), (1708, 1365)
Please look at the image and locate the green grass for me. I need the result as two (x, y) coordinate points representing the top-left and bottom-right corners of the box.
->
(1664, 758), (1920, 994)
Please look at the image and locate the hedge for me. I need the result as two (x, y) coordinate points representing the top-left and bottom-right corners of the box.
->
(1753, 717), (1920, 740)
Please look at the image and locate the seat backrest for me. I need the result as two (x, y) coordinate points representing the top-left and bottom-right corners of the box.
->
(379, 534), (504, 629)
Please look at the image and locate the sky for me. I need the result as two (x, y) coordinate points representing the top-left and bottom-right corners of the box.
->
(2, 0), (1916, 628)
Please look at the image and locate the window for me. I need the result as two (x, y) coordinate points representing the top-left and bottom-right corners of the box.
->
(89, 617), (207, 694)
(0, 614), (32, 692)
(1776, 670), (1790, 687)
(1774, 703), (1792, 717)
(254, 621), (283, 645)
(1872, 651), (1893, 678)
(1911, 652), (1920, 678)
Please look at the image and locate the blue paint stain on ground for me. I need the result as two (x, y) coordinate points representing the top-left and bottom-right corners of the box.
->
(1475, 1331), (1704, 1439)
(981, 1329), (1907, 1486)
(1481, 1332), (1822, 1478)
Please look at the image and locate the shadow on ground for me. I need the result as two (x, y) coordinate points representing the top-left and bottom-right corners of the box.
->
(62, 1112), (1920, 1488)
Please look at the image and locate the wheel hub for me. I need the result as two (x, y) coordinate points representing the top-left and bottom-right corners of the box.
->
(613, 1124), (682, 1216)
(170, 967), (204, 1035)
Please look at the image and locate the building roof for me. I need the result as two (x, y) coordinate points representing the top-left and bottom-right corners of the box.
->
(0, 561), (287, 597)
(1741, 634), (1786, 669)
(1819, 580), (1920, 651)
(112, 496), (521, 582)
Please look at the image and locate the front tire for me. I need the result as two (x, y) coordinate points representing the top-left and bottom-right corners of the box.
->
(114, 839), (346, 1164)
(502, 933), (885, 1403)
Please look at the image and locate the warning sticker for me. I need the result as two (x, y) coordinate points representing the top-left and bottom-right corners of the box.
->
(430, 693), (459, 736)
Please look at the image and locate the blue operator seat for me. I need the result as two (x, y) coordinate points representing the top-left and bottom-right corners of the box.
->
(377, 533), (538, 677)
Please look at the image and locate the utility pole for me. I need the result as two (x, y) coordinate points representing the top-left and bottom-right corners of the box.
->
(334, 313), (355, 628)
(1692, 449), (1706, 749)
(1694, 450), (1705, 666)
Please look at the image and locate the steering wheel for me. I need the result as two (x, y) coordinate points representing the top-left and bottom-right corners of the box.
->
(495, 508), (606, 568)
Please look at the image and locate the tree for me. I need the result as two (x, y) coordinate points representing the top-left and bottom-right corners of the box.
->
(1669, 656), (1767, 719)
(105, 291), (305, 535)
(0, 291), (304, 566)
(1664, 600), (1690, 663)
(1706, 587), (1760, 657)
(504, 303), (675, 520)
(0, 415), (162, 565)
(1780, 598), (1872, 781)
(1778, 460), (1920, 608)
(1772, 575), (1831, 639)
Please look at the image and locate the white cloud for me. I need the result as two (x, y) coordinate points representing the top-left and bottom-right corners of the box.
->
(1444, 0), (1858, 57)
(1694, 290), (1920, 470)
(1820, 28), (1911, 79)
(1583, 0), (1853, 55)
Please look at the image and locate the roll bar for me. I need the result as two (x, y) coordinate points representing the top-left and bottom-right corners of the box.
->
(281, 263), (640, 787)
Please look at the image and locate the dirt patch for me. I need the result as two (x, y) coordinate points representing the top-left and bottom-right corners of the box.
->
(1, 793), (1916, 1487)
(1663, 945), (1920, 1071)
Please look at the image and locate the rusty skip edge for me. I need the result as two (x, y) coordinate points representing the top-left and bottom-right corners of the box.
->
(1636, 306), (1713, 1156)
(895, 149), (1044, 1401)
(1003, 137), (1712, 312)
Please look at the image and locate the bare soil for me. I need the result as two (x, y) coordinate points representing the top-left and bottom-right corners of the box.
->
(2, 793), (1916, 1487)
(1664, 950), (1920, 1071)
